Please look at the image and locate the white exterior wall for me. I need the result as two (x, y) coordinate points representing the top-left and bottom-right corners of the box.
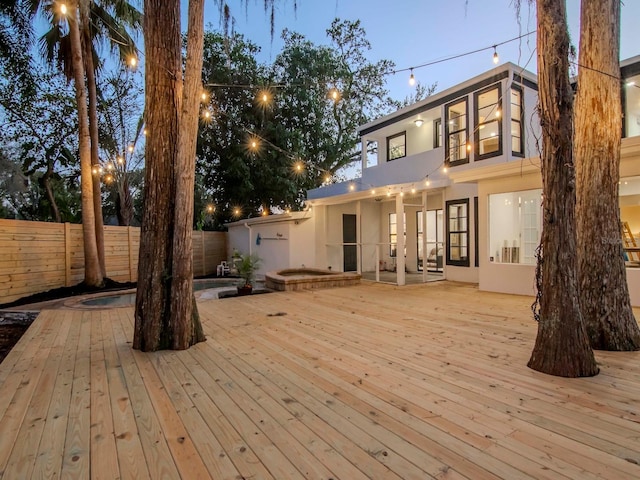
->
(360, 201), (382, 272)
(288, 218), (316, 269)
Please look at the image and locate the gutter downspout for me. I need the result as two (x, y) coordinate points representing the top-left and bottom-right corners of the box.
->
(244, 222), (252, 256)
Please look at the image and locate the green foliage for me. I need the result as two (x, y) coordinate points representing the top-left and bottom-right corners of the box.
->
(196, 20), (400, 227)
(0, 66), (81, 221)
(236, 252), (262, 287)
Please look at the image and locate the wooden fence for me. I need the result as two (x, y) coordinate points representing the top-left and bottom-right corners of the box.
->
(0, 219), (227, 305)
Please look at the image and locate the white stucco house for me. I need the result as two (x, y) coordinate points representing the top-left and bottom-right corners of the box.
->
(227, 56), (640, 306)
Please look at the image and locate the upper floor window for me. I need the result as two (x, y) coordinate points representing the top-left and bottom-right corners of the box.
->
(511, 86), (525, 156)
(433, 118), (442, 148)
(624, 75), (640, 138)
(474, 84), (502, 160)
(446, 198), (469, 267)
(445, 99), (468, 166)
(387, 132), (406, 161)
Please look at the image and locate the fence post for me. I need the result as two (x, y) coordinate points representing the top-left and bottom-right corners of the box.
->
(201, 232), (206, 276)
(64, 222), (71, 286)
(128, 226), (135, 282)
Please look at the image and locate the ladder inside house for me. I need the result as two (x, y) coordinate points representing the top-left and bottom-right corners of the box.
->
(622, 221), (639, 262)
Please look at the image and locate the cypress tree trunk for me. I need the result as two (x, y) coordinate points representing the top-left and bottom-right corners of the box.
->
(170, 0), (206, 348)
(527, 0), (598, 377)
(574, 0), (640, 351)
(68, 0), (103, 287)
(134, 0), (204, 351)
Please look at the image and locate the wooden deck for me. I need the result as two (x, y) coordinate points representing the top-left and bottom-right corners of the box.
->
(1, 281), (639, 479)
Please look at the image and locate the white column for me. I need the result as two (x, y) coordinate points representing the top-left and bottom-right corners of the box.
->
(356, 200), (362, 274)
(395, 193), (406, 286)
(361, 136), (368, 171)
(442, 189), (447, 278)
(422, 190), (428, 283)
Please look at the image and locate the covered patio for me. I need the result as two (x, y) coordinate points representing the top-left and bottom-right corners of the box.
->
(0, 282), (639, 479)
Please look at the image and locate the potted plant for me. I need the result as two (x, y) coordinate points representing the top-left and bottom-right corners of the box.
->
(236, 252), (261, 296)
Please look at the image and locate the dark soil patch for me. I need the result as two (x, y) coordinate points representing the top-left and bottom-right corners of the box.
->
(0, 278), (137, 310)
(0, 312), (39, 364)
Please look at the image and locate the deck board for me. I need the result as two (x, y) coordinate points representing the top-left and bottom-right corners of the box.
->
(1, 281), (639, 479)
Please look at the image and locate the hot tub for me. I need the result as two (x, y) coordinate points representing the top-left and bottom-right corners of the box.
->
(265, 268), (361, 291)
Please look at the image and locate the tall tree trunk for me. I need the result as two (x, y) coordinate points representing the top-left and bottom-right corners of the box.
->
(527, 0), (598, 377)
(80, 0), (107, 278)
(574, 0), (640, 351)
(134, 0), (204, 351)
(42, 160), (61, 223)
(116, 176), (133, 226)
(170, 0), (206, 348)
(68, 0), (103, 287)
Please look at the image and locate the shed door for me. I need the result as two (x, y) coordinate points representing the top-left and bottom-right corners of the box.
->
(343, 214), (357, 272)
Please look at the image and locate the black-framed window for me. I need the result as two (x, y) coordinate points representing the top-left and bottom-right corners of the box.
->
(474, 84), (502, 160)
(387, 132), (406, 161)
(445, 99), (468, 166)
(446, 198), (469, 267)
(511, 86), (525, 156)
(433, 118), (442, 148)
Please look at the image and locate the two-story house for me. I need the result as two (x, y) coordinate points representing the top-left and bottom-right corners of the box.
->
(227, 56), (640, 306)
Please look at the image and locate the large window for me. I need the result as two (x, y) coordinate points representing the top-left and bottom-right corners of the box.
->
(388, 213), (406, 257)
(474, 85), (502, 160)
(624, 74), (640, 139)
(446, 199), (469, 266)
(489, 189), (542, 265)
(445, 99), (468, 166)
(511, 86), (524, 155)
(387, 132), (406, 161)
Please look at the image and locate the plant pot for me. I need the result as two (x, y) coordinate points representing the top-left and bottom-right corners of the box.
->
(237, 285), (253, 296)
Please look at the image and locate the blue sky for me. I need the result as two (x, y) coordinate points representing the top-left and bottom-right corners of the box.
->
(193, 0), (640, 102)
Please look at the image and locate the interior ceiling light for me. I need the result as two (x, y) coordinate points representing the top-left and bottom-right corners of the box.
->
(414, 119), (424, 127)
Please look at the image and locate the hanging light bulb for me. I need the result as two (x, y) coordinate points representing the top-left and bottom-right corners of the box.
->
(411, 186), (416, 194)
(442, 165), (448, 173)
(349, 183), (355, 191)
(128, 56), (138, 68)
(408, 68), (416, 86)
(425, 177), (431, 187)
(493, 46), (499, 64)
(60, 3), (68, 15)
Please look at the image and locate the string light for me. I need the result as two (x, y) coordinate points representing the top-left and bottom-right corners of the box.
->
(117, 156), (124, 164)
(411, 186), (416, 194)
(371, 189), (376, 195)
(425, 177), (431, 186)
(329, 87), (340, 102)
(127, 145), (134, 153)
(442, 165), (448, 173)
(128, 56), (138, 68)
(408, 68), (416, 86)
(143, 129), (148, 136)
(60, 3), (68, 15)
(201, 91), (209, 102)
(206, 204), (215, 213)
(493, 46), (499, 64)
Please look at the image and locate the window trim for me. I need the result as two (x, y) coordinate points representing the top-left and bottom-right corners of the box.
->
(474, 196), (479, 268)
(433, 118), (442, 149)
(510, 85), (525, 157)
(387, 131), (406, 161)
(474, 83), (503, 161)
(445, 98), (469, 167)
(446, 198), (470, 267)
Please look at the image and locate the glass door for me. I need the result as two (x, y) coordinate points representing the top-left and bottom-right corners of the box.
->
(417, 209), (444, 272)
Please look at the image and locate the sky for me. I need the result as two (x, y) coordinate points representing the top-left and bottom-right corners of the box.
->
(191, 0), (640, 103)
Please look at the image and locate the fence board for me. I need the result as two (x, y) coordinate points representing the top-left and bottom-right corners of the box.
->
(0, 219), (226, 304)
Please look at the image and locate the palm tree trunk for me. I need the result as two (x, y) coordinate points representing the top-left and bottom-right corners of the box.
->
(42, 160), (61, 223)
(79, 0), (107, 278)
(68, 0), (103, 287)
(575, 0), (640, 351)
(527, 0), (598, 377)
